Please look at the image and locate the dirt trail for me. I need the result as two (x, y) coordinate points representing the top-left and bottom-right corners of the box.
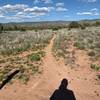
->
(0, 34), (100, 100)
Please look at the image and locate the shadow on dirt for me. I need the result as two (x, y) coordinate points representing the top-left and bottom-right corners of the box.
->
(50, 78), (76, 100)
(0, 70), (19, 90)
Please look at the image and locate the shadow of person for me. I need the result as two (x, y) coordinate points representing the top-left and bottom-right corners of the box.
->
(50, 78), (76, 100)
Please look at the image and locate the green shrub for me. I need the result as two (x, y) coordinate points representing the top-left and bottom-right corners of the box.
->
(91, 64), (100, 71)
(74, 42), (85, 50)
(95, 21), (100, 26)
(29, 53), (41, 61)
(68, 21), (80, 29)
(29, 51), (45, 61)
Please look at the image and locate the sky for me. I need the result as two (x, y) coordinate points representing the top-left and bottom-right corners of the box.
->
(0, 0), (100, 23)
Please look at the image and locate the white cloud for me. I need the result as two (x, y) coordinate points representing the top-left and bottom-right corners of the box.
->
(6, 13), (36, 20)
(91, 8), (98, 11)
(0, 15), (5, 18)
(87, 0), (97, 2)
(0, 4), (54, 21)
(79, 0), (97, 3)
(5, 16), (25, 22)
(42, 0), (52, 4)
(16, 12), (24, 15)
(56, 7), (68, 12)
(0, 4), (28, 15)
(23, 6), (54, 16)
(0, 4), (28, 13)
(91, 8), (100, 15)
(77, 12), (92, 15)
(24, 7), (50, 13)
(3, 4), (28, 10)
(34, 0), (52, 4)
(0, 10), (3, 16)
(77, 8), (100, 16)
(56, 3), (64, 7)
(55, 2), (67, 12)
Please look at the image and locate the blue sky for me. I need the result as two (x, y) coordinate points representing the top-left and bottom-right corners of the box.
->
(0, 0), (100, 23)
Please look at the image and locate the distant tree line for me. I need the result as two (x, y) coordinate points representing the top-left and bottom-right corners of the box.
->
(0, 20), (100, 32)
(0, 23), (3, 33)
(0, 23), (67, 32)
(68, 21), (86, 30)
(68, 21), (100, 30)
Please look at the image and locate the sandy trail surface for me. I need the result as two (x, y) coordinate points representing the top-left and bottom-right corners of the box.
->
(0, 34), (100, 100)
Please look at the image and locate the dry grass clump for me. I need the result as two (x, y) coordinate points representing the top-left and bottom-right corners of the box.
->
(0, 30), (53, 55)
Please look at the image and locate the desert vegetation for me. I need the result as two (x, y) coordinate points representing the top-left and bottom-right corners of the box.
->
(0, 29), (52, 84)
(0, 20), (100, 100)
(0, 20), (100, 86)
(53, 26), (100, 68)
(0, 30), (53, 55)
(0, 51), (44, 84)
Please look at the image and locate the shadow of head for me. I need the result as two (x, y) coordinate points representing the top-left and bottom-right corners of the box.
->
(59, 78), (68, 90)
(50, 78), (76, 100)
